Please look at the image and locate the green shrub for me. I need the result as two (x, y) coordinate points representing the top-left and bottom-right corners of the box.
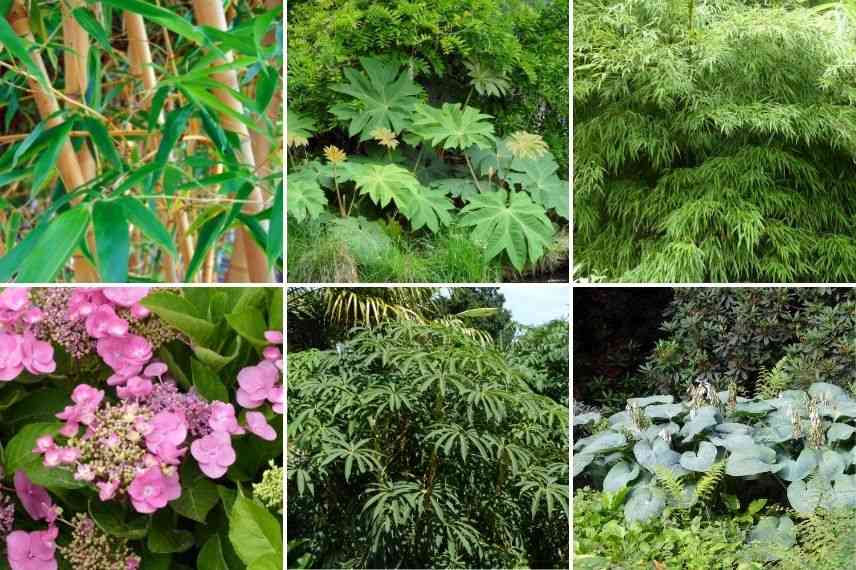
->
(574, 0), (856, 282)
(641, 288), (856, 395)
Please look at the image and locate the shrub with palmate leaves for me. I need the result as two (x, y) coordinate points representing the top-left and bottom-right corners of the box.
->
(287, 320), (569, 569)
(287, 53), (568, 280)
(575, 0), (856, 282)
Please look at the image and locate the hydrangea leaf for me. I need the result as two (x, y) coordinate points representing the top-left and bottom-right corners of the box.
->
(286, 169), (326, 222)
(459, 190), (554, 271)
(411, 102), (495, 151)
(329, 57), (423, 141)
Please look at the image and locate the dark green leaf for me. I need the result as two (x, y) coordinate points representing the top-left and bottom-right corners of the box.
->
(93, 200), (129, 282)
(119, 196), (177, 256)
(16, 206), (90, 282)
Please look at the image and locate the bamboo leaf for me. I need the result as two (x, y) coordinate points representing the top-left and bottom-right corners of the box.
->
(92, 200), (129, 282)
(98, 0), (205, 44)
(72, 7), (111, 51)
(119, 196), (177, 256)
(16, 206), (91, 282)
(0, 17), (49, 89)
(32, 122), (73, 195)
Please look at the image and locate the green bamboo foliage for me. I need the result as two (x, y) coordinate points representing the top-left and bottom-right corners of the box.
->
(574, 0), (856, 282)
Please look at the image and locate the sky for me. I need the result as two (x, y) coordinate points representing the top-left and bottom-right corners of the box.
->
(498, 286), (569, 326)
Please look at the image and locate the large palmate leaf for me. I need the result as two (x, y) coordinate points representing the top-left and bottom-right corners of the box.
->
(411, 103), (495, 151)
(349, 163), (422, 209)
(464, 60), (510, 98)
(330, 58), (424, 141)
(398, 187), (454, 232)
(507, 155), (569, 219)
(459, 190), (553, 271)
(287, 169), (327, 222)
(349, 163), (452, 232)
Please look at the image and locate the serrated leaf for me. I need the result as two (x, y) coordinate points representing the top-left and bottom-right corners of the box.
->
(349, 162), (420, 210)
(459, 190), (553, 271)
(508, 155), (569, 219)
(329, 57), (423, 141)
(411, 102), (495, 150)
(286, 169), (326, 222)
(286, 107), (316, 148)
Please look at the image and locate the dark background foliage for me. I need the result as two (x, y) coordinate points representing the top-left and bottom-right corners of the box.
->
(287, 0), (569, 170)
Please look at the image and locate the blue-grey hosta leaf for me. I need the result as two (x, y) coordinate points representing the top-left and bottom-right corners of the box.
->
(827, 423), (856, 442)
(747, 516), (796, 562)
(831, 401), (856, 418)
(726, 445), (779, 477)
(733, 400), (775, 416)
(573, 412), (601, 426)
(641, 422), (680, 442)
(754, 419), (792, 445)
(579, 432), (627, 456)
(603, 461), (640, 493)
(788, 478), (830, 513)
(624, 485), (666, 524)
(645, 403), (684, 419)
(830, 474), (856, 509)
(680, 441), (718, 472)
(680, 407), (718, 442)
(607, 410), (631, 428)
(816, 449), (847, 482)
(634, 439), (687, 476)
(777, 449), (818, 482)
(711, 434), (757, 452)
(627, 395), (674, 407)
(573, 453), (594, 477)
(809, 382), (849, 403)
(714, 422), (752, 435)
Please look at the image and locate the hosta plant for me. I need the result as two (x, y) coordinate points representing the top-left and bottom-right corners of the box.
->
(0, 286), (283, 569)
(288, 320), (569, 569)
(287, 55), (568, 279)
(574, 380), (856, 552)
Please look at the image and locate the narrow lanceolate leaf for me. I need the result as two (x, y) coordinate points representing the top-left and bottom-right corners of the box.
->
(459, 190), (554, 271)
(0, 17), (48, 89)
(119, 196), (177, 256)
(32, 122), (74, 195)
(71, 7), (112, 51)
(148, 105), (193, 193)
(92, 200), (129, 282)
(286, 169), (325, 222)
(99, 0), (204, 44)
(78, 117), (124, 171)
(16, 207), (91, 282)
(267, 184), (283, 266)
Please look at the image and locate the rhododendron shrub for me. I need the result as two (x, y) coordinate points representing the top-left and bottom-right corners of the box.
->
(0, 287), (284, 569)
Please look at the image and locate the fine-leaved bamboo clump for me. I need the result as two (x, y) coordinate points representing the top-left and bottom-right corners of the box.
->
(575, 0), (856, 282)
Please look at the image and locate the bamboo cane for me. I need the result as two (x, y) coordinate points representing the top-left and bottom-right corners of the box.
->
(61, 0), (101, 282)
(6, 2), (85, 202)
(192, 0), (270, 283)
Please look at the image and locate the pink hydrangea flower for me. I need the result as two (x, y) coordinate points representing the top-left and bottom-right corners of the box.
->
(85, 305), (129, 339)
(143, 362), (167, 377)
(236, 360), (280, 409)
(0, 334), (23, 381)
(102, 288), (150, 308)
(19, 333), (55, 375)
(245, 412), (277, 441)
(126, 556), (141, 570)
(263, 346), (282, 361)
(14, 471), (53, 522)
(190, 431), (236, 479)
(97, 479), (119, 501)
(268, 385), (283, 414)
(117, 376), (153, 399)
(208, 402), (244, 435)
(264, 331), (283, 344)
(6, 526), (57, 570)
(97, 335), (152, 378)
(0, 288), (30, 313)
(127, 466), (181, 514)
(145, 412), (187, 460)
